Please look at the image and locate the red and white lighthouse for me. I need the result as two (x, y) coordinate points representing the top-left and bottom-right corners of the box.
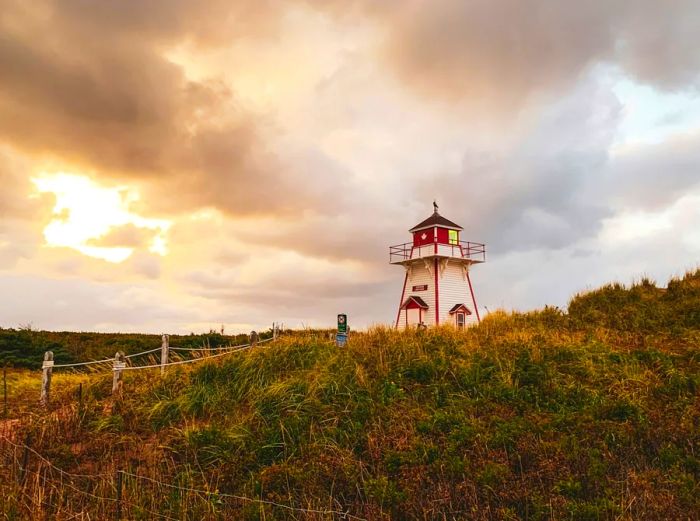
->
(390, 203), (486, 329)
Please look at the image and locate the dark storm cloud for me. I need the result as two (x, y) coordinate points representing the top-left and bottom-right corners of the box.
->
(0, 0), (339, 218)
(363, 0), (700, 106)
(2, 0), (699, 222)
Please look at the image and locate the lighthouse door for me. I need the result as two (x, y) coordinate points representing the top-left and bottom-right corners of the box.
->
(406, 308), (422, 327)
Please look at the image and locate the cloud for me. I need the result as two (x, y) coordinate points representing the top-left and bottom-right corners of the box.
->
(607, 133), (700, 210)
(0, 0), (699, 333)
(0, 147), (53, 267)
(355, 0), (700, 108)
(87, 224), (158, 249)
(0, 274), (191, 332)
(410, 75), (620, 253)
(0, 0), (346, 219)
(0, 147), (45, 220)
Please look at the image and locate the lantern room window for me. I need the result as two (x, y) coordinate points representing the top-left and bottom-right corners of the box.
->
(449, 229), (458, 245)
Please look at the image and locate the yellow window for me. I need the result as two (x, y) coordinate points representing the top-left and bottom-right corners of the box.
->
(449, 230), (458, 245)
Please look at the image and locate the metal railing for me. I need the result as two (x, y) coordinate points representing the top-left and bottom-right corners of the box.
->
(389, 240), (486, 263)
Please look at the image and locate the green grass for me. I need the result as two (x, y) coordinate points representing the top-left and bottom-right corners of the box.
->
(1, 270), (699, 520)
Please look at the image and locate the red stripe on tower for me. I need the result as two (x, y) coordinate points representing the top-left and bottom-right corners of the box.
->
(395, 272), (408, 328)
(434, 257), (439, 324)
(467, 271), (480, 323)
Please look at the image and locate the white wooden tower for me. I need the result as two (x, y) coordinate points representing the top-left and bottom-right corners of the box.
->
(390, 203), (486, 329)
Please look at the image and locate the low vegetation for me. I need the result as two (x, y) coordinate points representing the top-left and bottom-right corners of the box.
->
(0, 329), (257, 368)
(1, 270), (698, 520)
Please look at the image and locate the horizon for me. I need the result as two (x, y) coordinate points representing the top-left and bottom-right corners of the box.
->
(1, 1), (700, 334)
(3, 268), (696, 336)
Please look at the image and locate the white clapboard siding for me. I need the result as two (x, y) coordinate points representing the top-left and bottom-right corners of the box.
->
(438, 262), (479, 326)
(397, 261), (435, 329)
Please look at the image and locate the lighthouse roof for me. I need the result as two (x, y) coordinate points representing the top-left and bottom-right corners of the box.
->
(409, 211), (463, 233)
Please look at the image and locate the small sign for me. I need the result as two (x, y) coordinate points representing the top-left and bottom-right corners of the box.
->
(412, 284), (428, 292)
(335, 333), (348, 347)
(337, 313), (347, 334)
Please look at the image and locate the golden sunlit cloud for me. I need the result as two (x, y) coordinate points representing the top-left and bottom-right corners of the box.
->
(32, 173), (171, 263)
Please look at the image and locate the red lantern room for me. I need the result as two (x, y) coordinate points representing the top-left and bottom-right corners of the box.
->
(389, 202), (486, 329)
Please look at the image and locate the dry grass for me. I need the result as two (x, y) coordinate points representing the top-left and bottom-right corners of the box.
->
(0, 271), (699, 520)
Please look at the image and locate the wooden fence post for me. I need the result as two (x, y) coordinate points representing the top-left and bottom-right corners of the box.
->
(40, 351), (54, 407)
(115, 469), (123, 520)
(19, 433), (31, 486)
(160, 334), (169, 375)
(112, 351), (126, 395)
(250, 331), (258, 347)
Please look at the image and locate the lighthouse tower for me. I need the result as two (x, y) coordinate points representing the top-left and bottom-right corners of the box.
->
(390, 203), (486, 329)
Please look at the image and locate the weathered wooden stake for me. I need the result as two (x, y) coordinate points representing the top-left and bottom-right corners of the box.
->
(160, 334), (169, 375)
(40, 351), (54, 407)
(19, 433), (31, 486)
(250, 330), (259, 347)
(112, 351), (126, 395)
(115, 469), (123, 520)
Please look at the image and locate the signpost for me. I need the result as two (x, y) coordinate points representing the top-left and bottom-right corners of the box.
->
(336, 314), (348, 347)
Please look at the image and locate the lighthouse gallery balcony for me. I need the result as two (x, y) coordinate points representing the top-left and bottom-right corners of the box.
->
(389, 240), (486, 264)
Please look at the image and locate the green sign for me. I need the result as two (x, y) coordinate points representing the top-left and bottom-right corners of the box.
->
(337, 314), (347, 333)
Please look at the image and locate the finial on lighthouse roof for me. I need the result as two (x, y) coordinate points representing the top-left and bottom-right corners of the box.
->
(433, 200), (439, 214)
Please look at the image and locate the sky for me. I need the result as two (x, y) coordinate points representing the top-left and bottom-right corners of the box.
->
(1, 0), (699, 334)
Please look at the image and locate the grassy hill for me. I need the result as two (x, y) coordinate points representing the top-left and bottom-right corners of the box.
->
(1, 271), (699, 520)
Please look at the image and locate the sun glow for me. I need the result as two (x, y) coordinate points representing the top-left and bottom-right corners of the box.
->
(33, 173), (171, 263)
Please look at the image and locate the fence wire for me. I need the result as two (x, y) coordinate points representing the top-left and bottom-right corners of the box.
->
(48, 336), (275, 372)
(0, 433), (366, 520)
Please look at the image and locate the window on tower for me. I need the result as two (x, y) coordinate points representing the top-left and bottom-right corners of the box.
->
(449, 230), (458, 245)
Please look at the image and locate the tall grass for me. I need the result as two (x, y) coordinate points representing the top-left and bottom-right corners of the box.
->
(1, 271), (699, 519)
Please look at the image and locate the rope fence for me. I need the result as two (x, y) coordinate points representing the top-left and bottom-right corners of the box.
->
(118, 339), (273, 371)
(49, 346), (165, 368)
(30, 323), (282, 405)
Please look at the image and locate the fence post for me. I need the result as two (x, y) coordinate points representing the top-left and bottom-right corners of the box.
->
(115, 469), (123, 520)
(40, 351), (54, 407)
(250, 331), (258, 347)
(19, 433), (31, 486)
(160, 334), (169, 375)
(112, 351), (126, 395)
